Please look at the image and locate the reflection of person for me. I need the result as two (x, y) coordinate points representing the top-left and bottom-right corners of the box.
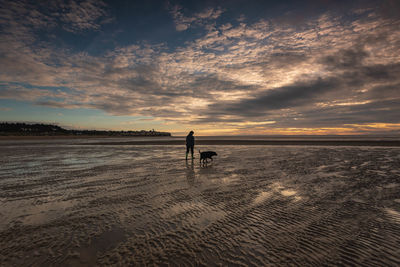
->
(186, 130), (195, 160)
(185, 159), (195, 186)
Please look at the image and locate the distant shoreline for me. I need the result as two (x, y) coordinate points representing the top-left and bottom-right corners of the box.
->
(0, 122), (172, 137)
(0, 135), (173, 140)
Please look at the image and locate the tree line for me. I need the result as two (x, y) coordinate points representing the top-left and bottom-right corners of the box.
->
(0, 122), (171, 136)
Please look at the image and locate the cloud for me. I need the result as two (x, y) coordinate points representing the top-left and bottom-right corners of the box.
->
(0, 0), (112, 38)
(320, 47), (369, 69)
(35, 100), (80, 109)
(0, 84), (61, 101)
(205, 77), (339, 117)
(57, 0), (112, 33)
(1, 1), (400, 133)
(169, 5), (223, 31)
(284, 99), (400, 128)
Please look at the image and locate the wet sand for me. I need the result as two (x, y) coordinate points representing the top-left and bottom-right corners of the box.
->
(1, 141), (400, 266)
(2, 136), (400, 147)
(83, 139), (400, 146)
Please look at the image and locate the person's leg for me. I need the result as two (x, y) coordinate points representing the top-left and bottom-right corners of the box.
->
(186, 146), (189, 160)
(190, 146), (194, 159)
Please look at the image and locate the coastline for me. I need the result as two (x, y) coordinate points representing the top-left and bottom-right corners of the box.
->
(0, 135), (173, 140)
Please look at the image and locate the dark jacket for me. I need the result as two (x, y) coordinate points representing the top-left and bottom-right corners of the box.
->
(186, 134), (194, 146)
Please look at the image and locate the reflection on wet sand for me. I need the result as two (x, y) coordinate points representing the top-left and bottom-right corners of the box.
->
(185, 159), (195, 186)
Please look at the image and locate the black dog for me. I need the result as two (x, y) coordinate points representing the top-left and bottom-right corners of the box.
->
(199, 150), (217, 164)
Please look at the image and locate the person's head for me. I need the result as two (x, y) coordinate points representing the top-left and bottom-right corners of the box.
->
(189, 130), (194, 135)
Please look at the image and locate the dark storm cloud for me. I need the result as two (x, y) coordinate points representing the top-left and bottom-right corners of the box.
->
(320, 47), (400, 83)
(290, 99), (400, 127)
(205, 78), (338, 117)
(361, 63), (400, 81)
(320, 47), (368, 69)
(320, 46), (400, 81)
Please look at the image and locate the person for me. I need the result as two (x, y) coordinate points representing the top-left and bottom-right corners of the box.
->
(186, 130), (195, 160)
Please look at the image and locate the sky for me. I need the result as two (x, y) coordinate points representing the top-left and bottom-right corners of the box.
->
(0, 0), (400, 135)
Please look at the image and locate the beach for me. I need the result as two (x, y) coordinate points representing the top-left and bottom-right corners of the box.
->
(1, 138), (400, 266)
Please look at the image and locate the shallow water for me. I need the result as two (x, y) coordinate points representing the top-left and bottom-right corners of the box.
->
(1, 143), (400, 266)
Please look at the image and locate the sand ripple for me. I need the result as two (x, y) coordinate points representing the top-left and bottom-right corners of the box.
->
(1, 144), (400, 266)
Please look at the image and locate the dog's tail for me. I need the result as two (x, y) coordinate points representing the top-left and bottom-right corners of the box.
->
(198, 149), (201, 154)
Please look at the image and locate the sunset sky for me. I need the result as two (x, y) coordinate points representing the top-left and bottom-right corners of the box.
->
(1, 0), (400, 135)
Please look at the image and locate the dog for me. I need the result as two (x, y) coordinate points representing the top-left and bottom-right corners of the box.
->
(199, 150), (217, 164)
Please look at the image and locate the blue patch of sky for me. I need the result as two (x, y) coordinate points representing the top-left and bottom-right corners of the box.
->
(51, 29), (111, 55)
(42, 1), (175, 55)
(0, 99), (159, 130)
(104, 1), (210, 54)
(0, 99), (97, 123)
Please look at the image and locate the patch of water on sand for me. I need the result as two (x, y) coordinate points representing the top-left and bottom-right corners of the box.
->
(281, 189), (296, 197)
(254, 183), (302, 205)
(254, 191), (273, 204)
(385, 208), (400, 224)
(22, 200), (77, 226)
(1, 198), (77, 229)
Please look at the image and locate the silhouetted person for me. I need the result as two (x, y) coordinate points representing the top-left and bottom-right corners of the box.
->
(186, 130), (195, 160)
